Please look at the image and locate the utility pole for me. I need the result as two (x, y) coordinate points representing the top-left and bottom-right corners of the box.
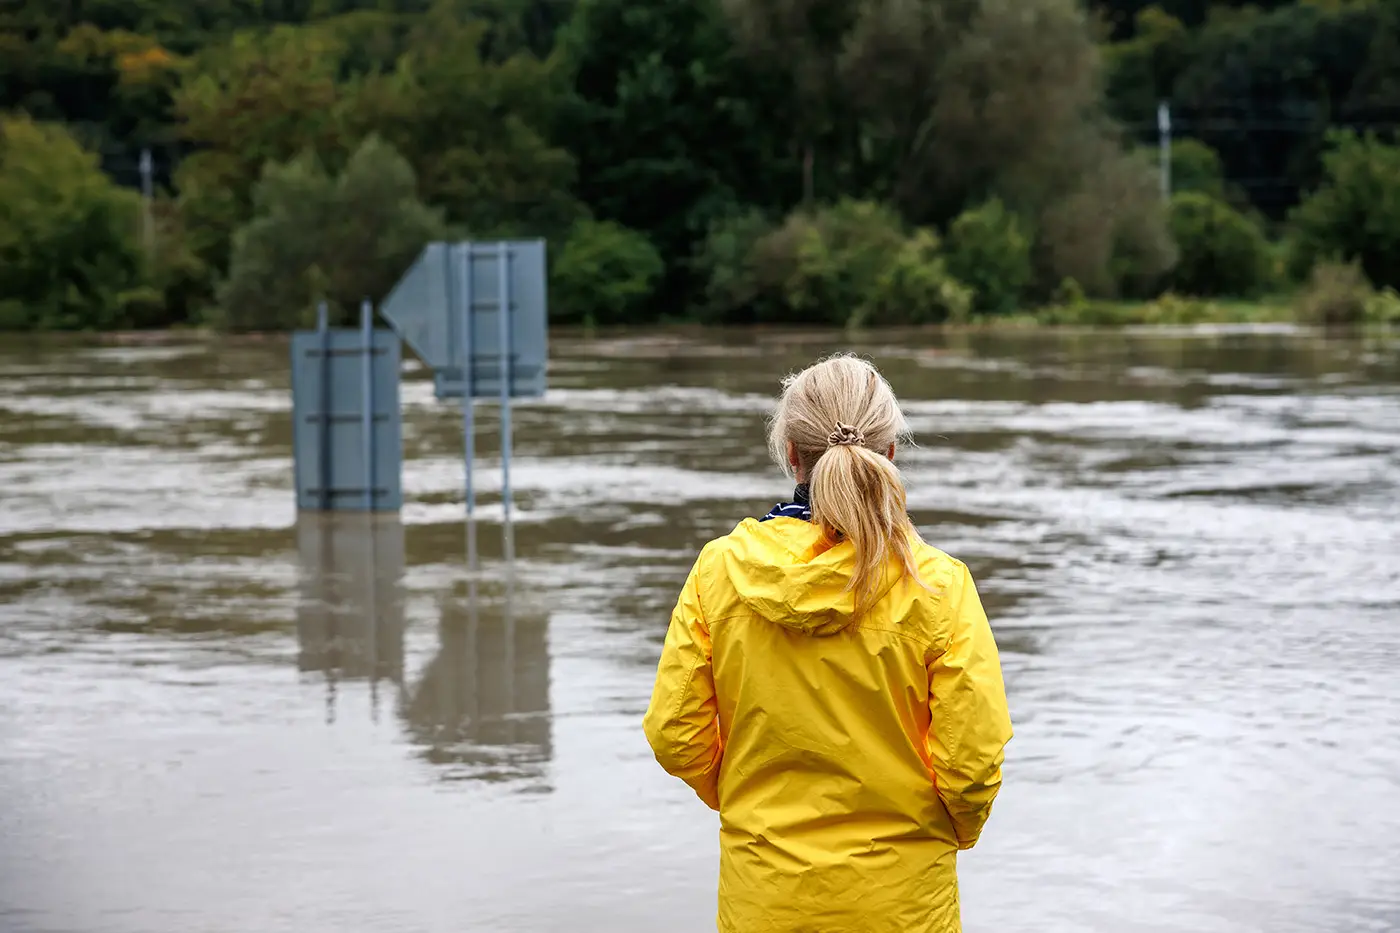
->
(1157, 102), (1172, 202)
(139, 148), (155, 253)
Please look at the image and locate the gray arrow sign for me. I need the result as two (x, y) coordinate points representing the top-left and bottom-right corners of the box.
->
(380, 240), (547, 399)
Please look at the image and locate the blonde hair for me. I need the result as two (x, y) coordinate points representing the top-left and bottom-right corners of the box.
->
(767, 354), (924, 616)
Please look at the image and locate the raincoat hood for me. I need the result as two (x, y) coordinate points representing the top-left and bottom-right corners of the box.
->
(720, 517), (901, 637)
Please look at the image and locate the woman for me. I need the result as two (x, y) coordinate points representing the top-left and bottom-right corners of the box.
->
(643, 354), (1013, 933)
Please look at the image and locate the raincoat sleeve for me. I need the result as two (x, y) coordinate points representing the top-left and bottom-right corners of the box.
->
(927, 562), (1013, 850)
(642, 557), (722, 811)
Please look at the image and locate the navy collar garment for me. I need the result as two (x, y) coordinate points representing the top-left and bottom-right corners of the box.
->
(761, 484), (812, 522)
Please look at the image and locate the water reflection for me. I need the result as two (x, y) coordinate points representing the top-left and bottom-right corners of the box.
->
(401, 579), (552, 787)
(295, 515), (406, 722)
(293, 514), (553, 785)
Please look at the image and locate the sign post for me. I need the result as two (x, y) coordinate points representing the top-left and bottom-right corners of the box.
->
(1158, 101), (1172, 201)
(452, 244), (478, 569)
(381, 240), (548, 567)
(496, 244), (515, 561)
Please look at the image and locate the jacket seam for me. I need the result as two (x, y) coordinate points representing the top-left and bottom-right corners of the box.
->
(703, 614), (938, 652)
(669, 570), (711, 723)
(849, 623), (938, 652)
(668, 654), (703, 724)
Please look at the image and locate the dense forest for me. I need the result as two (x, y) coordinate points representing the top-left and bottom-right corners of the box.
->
(2, 0), (1400, 330)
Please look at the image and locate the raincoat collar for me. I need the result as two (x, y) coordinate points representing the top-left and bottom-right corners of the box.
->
(760, 484), (812, 523)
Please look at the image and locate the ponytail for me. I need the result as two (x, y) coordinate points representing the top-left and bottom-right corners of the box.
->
(768, 353), (925, 618)
(810, 444), (921, 617)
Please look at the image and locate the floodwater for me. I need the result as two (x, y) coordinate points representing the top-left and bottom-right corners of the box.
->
(1, 327), (1398, 933)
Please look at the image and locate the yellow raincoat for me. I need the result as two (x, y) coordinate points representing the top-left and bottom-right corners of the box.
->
(644, 515), (1012, 933)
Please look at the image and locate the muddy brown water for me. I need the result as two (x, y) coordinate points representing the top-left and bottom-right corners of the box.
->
(1, 328), (1398, 933)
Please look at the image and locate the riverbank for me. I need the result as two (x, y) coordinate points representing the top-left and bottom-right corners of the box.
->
(4, 294), (1397, 345)
(992, 295), (1297, 327)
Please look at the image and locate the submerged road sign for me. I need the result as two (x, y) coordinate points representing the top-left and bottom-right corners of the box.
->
(378, 239), (551, 566)
(290, 302), (403, 512)
(379, 240), (547, 399)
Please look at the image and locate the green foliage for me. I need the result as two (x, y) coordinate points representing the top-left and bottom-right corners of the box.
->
(1365, 287), (1400, 325)
(855, 230), (974, 327)
(551, 219), (665, 325)
(0, 115), (149, 331)
(557, 0), (796, 302)
(692, 209), (776, 321)
(1169, 139), (1226, 199)
(1138, 293), (1221, 325)
(1034, 144), (1178, 298)
(1036, 293), (1291, 326)
(1105, 1), (1388, 222)
(172, 25), (360, 296)
(356, 10), (579, 241)
(698, 200), (971, 326)
(770, 200), (909, 326)
(1102, 7), (1188, 119)
(4, 0), (1399, 331)
(944, 200), (1032, 315)
(170, 7), (578, 316)
(143, 198), (212, 325)
(719, 0), (1177, 298)
(1289, 131), (1400, 290)
(1294, 259), (1373, 326)
(1039, 276), (1091, 322)
(1167, 191), (1270, 296)
(216, 135), (445, 331)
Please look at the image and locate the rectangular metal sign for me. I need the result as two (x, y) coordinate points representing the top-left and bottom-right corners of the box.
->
(290, 325), (403, 512)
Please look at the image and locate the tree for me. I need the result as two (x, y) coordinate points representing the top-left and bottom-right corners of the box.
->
(551, 219), (665, 325)
(1032, 138), (1176, 298)
(720, 0), (1175, 296)
(721, 0), (860, 202)
(0, 115), (151, 330)
(695, 199), (971, 326)
(945, 199), (1032, 315)
(1101, 6), (1189, 125)
(1167, 191), (1269, 296)
(557, 0), (797, 301)
(1104, 2), (1386, 220)
(1168, 138), (1225, 198)
(1290, 131), (1400, 290)
(217, 135), (445, 331)
(173, 25), (359, 282)
(352, 6), (578, 241)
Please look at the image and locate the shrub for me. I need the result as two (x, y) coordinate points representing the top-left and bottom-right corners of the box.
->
(1139, 293), (1217, 325)
(1167, 192), (1271, 297)
(217, 136), (445, 331)
(1366, 288), (1400, 325)
(693, 209), (775, 323)
(145, 198), (212, 326)
(1295, 260), (1374, 326)
(551, 219), (664, 325)
(1290, 132), (1400, 290)
(944, 199), (1031, 316)
(778, 200), (910, 325)
(856, 230), (973, 327)
(696, 199), (973, 326)
(1035, 141), (1178, 299)
(1052, 276), (1087, 311)
(0, 115), (148, 330)
(699, 200), (909, 325)
(1169, 139), (1227, 200)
